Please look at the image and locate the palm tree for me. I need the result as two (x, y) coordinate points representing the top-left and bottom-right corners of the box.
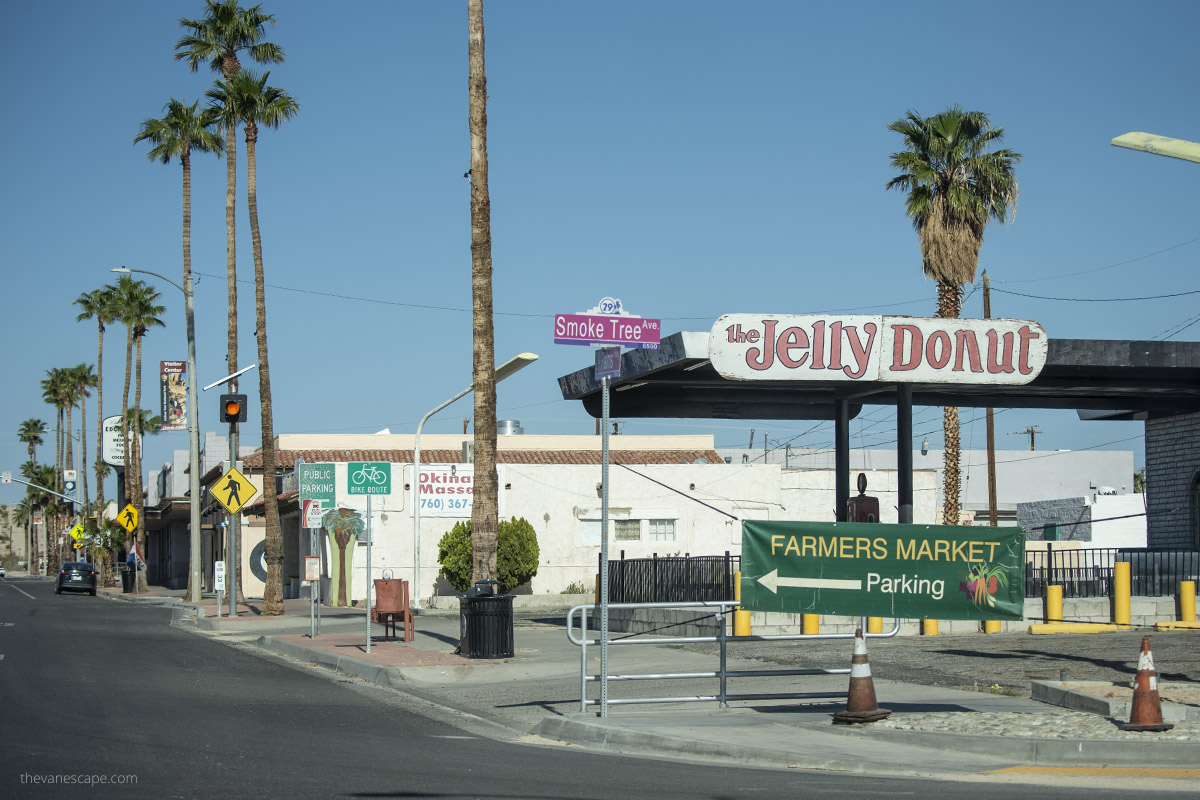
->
(74, 286), (119, 521)
(887, 106), (1021, 524)
(468, 0), (500, 585)
(67, 364), (97, 524)
(175, 0), (284, 400)
(114, 277), (164, 587)
(206, 69), (297, 615)
(17, 419), (47, 471)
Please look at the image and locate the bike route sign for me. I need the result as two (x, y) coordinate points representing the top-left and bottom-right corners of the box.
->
(347, 462), (391, 495)
(739, 520), (1025, 621)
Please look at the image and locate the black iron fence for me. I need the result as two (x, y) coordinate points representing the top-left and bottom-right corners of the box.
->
(1026, 546), (1200, 599)
(603, 551), (739, 603)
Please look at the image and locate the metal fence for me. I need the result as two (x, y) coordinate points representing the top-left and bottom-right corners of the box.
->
(1025, 546), (1200, 599)
(602, 551), (739, 604)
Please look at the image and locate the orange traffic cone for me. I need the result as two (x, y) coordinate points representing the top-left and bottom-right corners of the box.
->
(833, 627), (891, 724)
(1118, 637), (1173, 732)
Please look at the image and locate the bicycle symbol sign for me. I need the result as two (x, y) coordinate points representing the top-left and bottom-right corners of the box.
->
(347, 462), (391, 495)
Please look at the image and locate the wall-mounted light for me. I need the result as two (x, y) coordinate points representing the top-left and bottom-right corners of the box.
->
(921, 438), (929, 455)
(450, 465), (456, 476)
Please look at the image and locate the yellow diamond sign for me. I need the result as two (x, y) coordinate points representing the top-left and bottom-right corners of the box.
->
(118, 504), (138, 533)
(214, 466), (258, 515)
(70, 523), (85, 541)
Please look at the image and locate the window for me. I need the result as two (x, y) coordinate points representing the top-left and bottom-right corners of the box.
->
(615, 519), (641, 541)
(649, 519), (676, 542)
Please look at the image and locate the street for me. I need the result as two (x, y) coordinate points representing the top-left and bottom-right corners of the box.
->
(1, 576), (1194, 799)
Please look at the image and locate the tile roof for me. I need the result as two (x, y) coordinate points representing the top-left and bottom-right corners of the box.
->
(242, 449), (725, 469)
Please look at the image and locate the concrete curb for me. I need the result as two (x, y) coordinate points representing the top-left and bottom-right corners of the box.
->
(1032, 679), (1200, 722)
(824, 723), (1200, 765)
(256, 635), (407, 691)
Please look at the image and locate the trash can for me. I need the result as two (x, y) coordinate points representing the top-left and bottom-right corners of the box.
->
(458, 580), (514, 659)
(120, 566), (133, 593)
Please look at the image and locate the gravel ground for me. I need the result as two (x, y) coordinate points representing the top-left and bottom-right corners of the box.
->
(670, 627), (1200, 700)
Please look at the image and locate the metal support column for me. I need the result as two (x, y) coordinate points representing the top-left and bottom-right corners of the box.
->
(835, 398), (850, 522)
(896, 384), (914, 524)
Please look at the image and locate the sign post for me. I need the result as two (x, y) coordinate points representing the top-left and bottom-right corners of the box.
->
(298, 460), (335, 637)
(348, 462), (391, 652)
(552, 298), (657, 718)
(214, 560), (226, 617)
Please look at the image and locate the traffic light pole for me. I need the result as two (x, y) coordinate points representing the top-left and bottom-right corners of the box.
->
(228, 417), (239, 618)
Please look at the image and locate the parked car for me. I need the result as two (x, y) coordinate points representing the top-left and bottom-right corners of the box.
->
(56, 562), (97, 596)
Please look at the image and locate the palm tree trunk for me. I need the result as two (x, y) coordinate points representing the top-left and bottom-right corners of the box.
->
(122, 323), (133, 508)
(79, 382), (88, 533)
(937, 281), (963, 524)
(245, 124), (284, 615)
(133, 337), (147, 590)
(468, 0), (498, 583)
(95, 321), (105, 524)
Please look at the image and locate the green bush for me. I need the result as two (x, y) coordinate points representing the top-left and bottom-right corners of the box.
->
(437, 516), (540, 594)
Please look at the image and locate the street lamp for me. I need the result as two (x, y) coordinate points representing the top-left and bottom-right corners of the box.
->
(411, 352), (538, 607)
(111, 266), (203, 603)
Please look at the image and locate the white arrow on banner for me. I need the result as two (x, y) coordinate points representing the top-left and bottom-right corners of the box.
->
(757, 569), (862, 594)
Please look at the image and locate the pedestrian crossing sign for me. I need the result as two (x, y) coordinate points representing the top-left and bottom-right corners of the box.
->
(214, 466), (257, 515)
(118, 504), (138, 532)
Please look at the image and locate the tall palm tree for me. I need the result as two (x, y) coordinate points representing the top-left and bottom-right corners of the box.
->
(115, 277), (164, 587)
(68, 364), (97, 524)
(887, 106), (1021, 524)
(175, 0), (284, 400)
(468, 0), (500, 585)
(17, 419), (47, 471)
(74, 286), (119, 521)
(207, 69), (297, 615)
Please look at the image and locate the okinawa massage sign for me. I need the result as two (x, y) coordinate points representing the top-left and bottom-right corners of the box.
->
(709, 314), (1048, 384)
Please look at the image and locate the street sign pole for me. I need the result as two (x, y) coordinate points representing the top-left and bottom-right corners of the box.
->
(600, 374), (610, 718)
(366, 494), (373, 653)
(228, 419), (238, 618)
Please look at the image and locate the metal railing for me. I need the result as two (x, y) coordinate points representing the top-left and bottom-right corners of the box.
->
(1026, 547), (1200, 599)
(566, 600), (898, 714)
(602, 552), (739, 604)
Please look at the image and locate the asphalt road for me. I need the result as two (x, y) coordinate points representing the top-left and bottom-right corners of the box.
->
(1, 578), (1195, 799)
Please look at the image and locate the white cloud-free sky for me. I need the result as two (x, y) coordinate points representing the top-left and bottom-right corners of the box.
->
(3, 0), (1196, 507)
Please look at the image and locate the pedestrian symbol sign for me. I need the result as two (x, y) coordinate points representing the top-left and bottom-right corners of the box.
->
(214, 466), (257, 515)
(118, 504), (138, 532)
(70, 523), (85, 541)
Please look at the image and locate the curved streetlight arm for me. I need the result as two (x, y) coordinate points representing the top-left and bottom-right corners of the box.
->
(411, 352), (538, 607)
(110, 266), (185, 295)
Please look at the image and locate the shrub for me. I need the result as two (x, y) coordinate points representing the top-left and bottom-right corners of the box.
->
(437, 516), (540, 594)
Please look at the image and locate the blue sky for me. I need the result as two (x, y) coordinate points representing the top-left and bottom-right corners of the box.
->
(3, 0), (1197, 508)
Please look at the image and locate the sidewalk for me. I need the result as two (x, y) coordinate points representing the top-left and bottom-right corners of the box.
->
(100, 586), (1200, 784)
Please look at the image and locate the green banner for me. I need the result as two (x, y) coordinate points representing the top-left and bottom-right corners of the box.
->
(740, 520), (1025, 620)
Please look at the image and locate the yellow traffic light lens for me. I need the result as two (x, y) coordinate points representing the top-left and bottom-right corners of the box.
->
(225, 401), (241, 416)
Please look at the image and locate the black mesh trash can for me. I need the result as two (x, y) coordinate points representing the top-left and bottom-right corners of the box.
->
(458, 582), (514, 659)
(120, 566), (133, 593)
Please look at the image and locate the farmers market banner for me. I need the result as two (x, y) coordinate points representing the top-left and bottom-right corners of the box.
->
(740, 520), (1024, 620)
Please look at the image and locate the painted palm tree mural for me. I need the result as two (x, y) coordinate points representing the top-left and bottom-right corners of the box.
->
(322, 507), (363, 607)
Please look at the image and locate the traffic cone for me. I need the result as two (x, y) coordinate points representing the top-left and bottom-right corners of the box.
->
(833, 627), (891, 724)
(1119, 637), (1173, 732)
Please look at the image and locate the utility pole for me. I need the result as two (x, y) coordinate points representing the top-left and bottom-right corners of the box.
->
(1013, 425), (1043, 451)
(983, 272), (998, 527)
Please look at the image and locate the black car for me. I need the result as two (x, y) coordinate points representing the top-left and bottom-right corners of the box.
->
(56, 562), (97, 596)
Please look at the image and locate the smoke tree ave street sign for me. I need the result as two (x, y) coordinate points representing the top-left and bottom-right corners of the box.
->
(553, 297), (661, 349)
(739, 520), (1025, 620)
(709, 314), (1047, 384)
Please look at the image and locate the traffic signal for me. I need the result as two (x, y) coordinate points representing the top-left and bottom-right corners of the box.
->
(219, 394), (247, 423)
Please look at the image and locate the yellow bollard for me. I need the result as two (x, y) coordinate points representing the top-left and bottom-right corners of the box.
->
(984, 620), (1001, 633)
(1181, 580), (1196, 622)
(1046, 584), (1063, 624)
(922, 619), (939, 636)
(867, 616), (882, 634)
(733, 571), (751, 636)
(802, 613), (819, 634)
(1114, 561), (1131, 627)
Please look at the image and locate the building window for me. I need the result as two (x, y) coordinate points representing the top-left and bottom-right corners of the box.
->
(649, 519), (676, 541)
(615, 519), (641, 541)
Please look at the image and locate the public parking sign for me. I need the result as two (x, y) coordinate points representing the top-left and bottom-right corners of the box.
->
(739, 520), (1025, 621)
